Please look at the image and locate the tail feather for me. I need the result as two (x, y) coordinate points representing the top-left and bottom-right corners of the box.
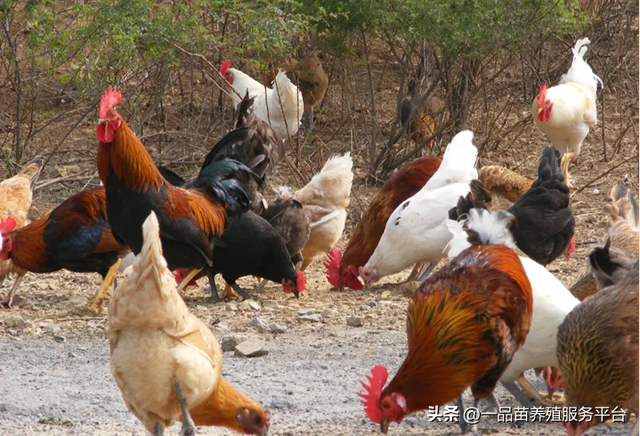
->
(536, 147), (563, 183)
(425, 130), (478, 189)
(606, 184), (639, 230)
(559, 37), (602, 99)
(448, 179), (492, 221)
(446, 209), (517, 258)
(17, 162), (41, 183)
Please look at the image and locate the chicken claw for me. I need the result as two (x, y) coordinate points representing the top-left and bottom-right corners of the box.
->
(0, 275), (25, 308)
(87, 259), (121, 314)
(175, 382), (196, 436)
(516, 374), (562, 406)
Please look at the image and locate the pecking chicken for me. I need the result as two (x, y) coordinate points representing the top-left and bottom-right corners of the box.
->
(477, 165), (533, 204)
(283, 153), (354, 270)
(359, 209), (532, 434)
(0, 187), (129, 308)
(447, 207), (579, 408)
(109, 212), (269, 436)
(325, 155), (442, 291)
(507, 146), (575, 266)
(0, 162), (40, 288)
(361, 130), (478, 286)
(96, 87), (254, 299)
(570, 183), (639, 300)
(221, 60), (303, 141)
(557, 261), (638, 436)
(532, 38), (602, 188)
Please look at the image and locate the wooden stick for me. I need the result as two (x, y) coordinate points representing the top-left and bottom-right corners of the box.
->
(575, 154), (639, 194)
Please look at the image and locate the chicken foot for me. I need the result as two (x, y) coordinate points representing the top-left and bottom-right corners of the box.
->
(0, 273), (25, 308)
(457, 396), (481, 435)
(87, 259), (121, 314)
(560, 152), (576, 190)
(500, 381), (534, 408)
(175, 382), (196, 436)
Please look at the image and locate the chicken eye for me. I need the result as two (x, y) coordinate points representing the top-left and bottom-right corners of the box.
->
(252, 414), (262, 425)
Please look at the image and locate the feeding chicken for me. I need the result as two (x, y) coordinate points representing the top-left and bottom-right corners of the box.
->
(478, 165), (533, 204)
(0, 162), (40, 292)
(570, 183), (639, 301)
(448, 205), (579, 408)
(280, 153), (353, 270)
(361, 130), (478, 285)
(532, 38), (602, 189)
(109, 212), (269, 436)
(325, 155), (441, 291)
(359, 209), (532, 434)
(221, 60), (303, 141)
(557, 261), (638, 436)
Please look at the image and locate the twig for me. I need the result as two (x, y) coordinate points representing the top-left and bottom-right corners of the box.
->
(575, 154), (639, 193)
(34, 175), (93, 192)
(361, 26), (378, 181)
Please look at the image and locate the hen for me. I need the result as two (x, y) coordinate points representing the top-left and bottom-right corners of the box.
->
(96, 87), (253, 298)
(325, 155), (441, 290)
(0, 162), (40, 288)
(362, 130), (478, 285)
(109, 212), (269, 436)
(557, 261), (638, 436)
(532, 38), (602, 188)
(0, 187), (129, 308)
(478, 165), (533, 204)
(221, 60), (303, 141)
(507, 146), (575, 265)
(359, 209), (532, 434)
(400, 83), (443, 154)
(283, 153), (354, 270)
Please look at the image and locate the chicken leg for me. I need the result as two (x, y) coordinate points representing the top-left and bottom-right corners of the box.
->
(560, 152), (576, 190)
(516, 374), (562, 406)
(175, 382), (196, 436)
(500, 381), (534, 408)
(0, 273), (25, 308)
(87, 259), (121, 314)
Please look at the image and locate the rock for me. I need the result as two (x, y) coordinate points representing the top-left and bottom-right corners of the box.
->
(247, 300), (261, 311)
(3, 316), (25, 328)
(359, 304), (371, 311)
(380, 290), (391, 299)
(297, 308), (315, 316)
(35, 282), (49, 290)
(321, 309), (337, 319)
(53, 335), (66, 343)
(235, 338), (268, 357)
(249, 316), (270, 333)
(269, 323), (288, 334)
(365, 301), (377, 307)
(37, 323), (61, 335)
(262, 300), (279, 308)
(239, 300), (258, 312)
(220, 334), (239, 352)
(298, 314), (322, 323)
(593, 188), (600, 195)
(347, 315), (364, 327)
(225, 302), (238, 312)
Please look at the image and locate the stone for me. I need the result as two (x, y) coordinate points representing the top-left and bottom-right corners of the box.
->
(234, 338), (268, 357)
(220, 334), (239, 352)
(238, 300), (257, 311)
(347, 315), (364, 327)
(297, 308), (315, 316)
(269, 323), (288, 334)
(321, 309), (337, 319)
(225, 302), (238, 311)
(247, 300), (261, 311)
(298, 314), (322, 323)
(3, 316), (25, 328)
(249, 316), (270, 333)
(53, 335), (66, 343)
(262, 300), (279, 308)
(380, 290), (391, 299)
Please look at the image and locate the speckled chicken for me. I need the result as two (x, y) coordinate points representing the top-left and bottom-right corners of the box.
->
(478, 165), (533, 204)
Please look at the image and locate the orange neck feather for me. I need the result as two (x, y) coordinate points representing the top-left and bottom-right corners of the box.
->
(97, 117), (163, 191)
(189, 378), (262, 431)
(10, 219), (48, 271)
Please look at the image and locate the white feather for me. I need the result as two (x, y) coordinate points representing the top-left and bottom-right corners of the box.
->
(559, 38), (602, 100)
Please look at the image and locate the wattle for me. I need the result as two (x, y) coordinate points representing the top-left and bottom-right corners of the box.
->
(96, 122), (114, 143)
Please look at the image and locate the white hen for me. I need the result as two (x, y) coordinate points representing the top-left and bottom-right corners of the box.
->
(532, 38), (602, 187)
(221, 60), (303, 141)
(447, 209), (580, 407)
(362, 130), (478, 284)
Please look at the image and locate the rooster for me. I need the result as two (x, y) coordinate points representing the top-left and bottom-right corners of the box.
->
(361, 130), (478, 285)
(96, 87), (253, 297)
(448, 206), (579, 408)
(109, 212), (269, 436)
(358, 209), (532, 434)
(532, 38), (602, 188)
(221, 60), (303, 141)
(557, 262), (638, 436)
(325, 155), (442, 291)
(0, 187), (129, 308)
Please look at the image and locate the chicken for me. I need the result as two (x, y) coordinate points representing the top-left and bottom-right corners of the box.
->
(176, 211), (306, 301)
(0, 162), (40, 287)
(96, 87), (253, 299)
(221, 60), (303, 141)
(400, 86), (443, 154)
(283, 153), (353, 270)
(362, 130), (478, 285)
(358, 209), (532, 434)
(507, 146), (575, 265)
(570, 184), (639, 300)
(109, 212), (269, 436)
(557, 261), (638, 436)
(532, 38), (602, 188)
(447, 208), (579, 408)
(477, 165), (533, 204)
(325, 155), (442, 291)
(0, 187), (129, 308)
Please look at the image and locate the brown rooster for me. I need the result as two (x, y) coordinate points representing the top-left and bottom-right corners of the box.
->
(109, 212), (269, 435)
(557, 261), (638, 436)
(324, 155), (441, 290)
(358, 210), (532, 434)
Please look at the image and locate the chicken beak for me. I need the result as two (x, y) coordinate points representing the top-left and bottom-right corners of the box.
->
(380, 419), (389, 434)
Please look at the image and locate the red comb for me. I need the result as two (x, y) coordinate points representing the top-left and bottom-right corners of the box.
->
(296, 271), (306, 292)
(357, 365), (388, 424)
(99, 86), (122, 119)
(0, 216), (16, 234)
(220, 60), (232, 74)
(536, 83), (548, 106)
(324, 247), (343, 288)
